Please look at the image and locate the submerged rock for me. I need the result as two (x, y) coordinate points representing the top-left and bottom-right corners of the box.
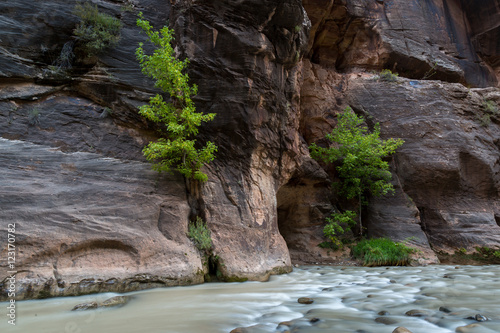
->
(71, 301), (98, 311)
(100, 296), (130, 308)
(70, 295), (130, 311)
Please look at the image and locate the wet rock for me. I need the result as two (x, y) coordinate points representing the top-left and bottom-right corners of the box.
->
(378, 310), (390, 316)
(230, 325), (269, 333)
(456, 323), (497, 333)
(71, 301), (98, 311)
(278, 321), (292, 327)
(393, 327), (413, 333)
(440, 306), (452, 313)
(309, 317), (320, 323)
(475, 314), (489, 322)
(298, 297), (314, 304)
(375, 316), (400, 325)
(100, 296), (130, 308)
(465, 314), (490, 322)
(405, 309), (430, 317)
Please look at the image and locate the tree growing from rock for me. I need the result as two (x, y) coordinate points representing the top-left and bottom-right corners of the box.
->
(136, 13), (217, 182)
(310, 107), (404, 238)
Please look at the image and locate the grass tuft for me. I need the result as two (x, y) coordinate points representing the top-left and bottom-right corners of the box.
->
(352, 238), (415, 266)
(187, 217), (212, 253)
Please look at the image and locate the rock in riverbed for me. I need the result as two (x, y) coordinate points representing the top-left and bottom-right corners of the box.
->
(71, 295), (130, 311)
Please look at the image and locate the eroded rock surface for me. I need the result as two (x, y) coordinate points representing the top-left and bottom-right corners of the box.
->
(347, 76), (500, 253)
(1, 0), (500, 299)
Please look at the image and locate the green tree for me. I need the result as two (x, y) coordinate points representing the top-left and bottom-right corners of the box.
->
(310, 107), (404, 235)
(136, 13), (217, 182)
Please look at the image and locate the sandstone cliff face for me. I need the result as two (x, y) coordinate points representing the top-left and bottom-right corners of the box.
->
(1, 0), (499, 300)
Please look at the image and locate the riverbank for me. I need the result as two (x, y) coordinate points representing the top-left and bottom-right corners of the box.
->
(1, 265), (499, 333)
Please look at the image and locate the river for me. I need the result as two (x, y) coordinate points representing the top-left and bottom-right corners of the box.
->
(1, 265), (499, 333)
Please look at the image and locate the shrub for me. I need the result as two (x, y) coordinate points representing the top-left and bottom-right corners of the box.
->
(28, 108), (41, 126)
(478, 113), (491, 127)
(136, 13), (217, 182)
(379, 69), (399, 82)
(323, 210), (357, 248)
(187, 217), (212, 253)
(483, 100), (499, 114)
(352, 238), (415, 266)
(73, 2), (122, 57)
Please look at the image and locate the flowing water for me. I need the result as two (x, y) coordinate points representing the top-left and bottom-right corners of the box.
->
(1, 265), (500, 333)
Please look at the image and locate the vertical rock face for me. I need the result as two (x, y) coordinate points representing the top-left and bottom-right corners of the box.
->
(346, 77), (500, 253)
(1, 0), (500, 299)
(168, 0), (313, 278)
(463, 0), (500, 82)
(303, 0), (498, 87)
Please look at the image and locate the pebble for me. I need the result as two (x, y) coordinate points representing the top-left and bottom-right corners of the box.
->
(375, 316), (400, 325)
(405, 309), (430, 317)
(455, 323), (496, 333)
(393, 327), (413, 333)
(465, 314), (489, 322)
(439, 306), (452, 313)
(474, 314), (489, 322)
(297, 297), (314, 304)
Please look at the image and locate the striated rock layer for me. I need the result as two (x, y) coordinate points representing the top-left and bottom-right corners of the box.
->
(0, 0), (499, 299)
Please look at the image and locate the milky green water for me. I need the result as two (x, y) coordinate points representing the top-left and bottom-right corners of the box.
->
(1, 265), (499, 333)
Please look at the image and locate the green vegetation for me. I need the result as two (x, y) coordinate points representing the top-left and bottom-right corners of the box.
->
(422, 61), (438, 80)
(322, 210), (357, 249)
(310, 107), (404, 236)
(352, 238), (415, 266)
(28, 108), (41, 126)
(136, 13), (217, 182)
(73, 2), (122, 57)
(437, 246), (500, 264)
(478, 113), (492, 127)
(483, 99), (498, 115)
(379, 69), (399, 82)
(187, 217), (212, 253)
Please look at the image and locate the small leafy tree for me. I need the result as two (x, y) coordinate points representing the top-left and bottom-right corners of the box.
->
(323, 210), (357, 248)
(310, 107), (404, 235)
(136, 13), (217, 182)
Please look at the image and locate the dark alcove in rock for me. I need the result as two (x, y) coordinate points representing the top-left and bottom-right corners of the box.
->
(276, 175), (333, 264)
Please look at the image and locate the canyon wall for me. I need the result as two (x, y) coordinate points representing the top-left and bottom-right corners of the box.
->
(0, 0), (499, 300)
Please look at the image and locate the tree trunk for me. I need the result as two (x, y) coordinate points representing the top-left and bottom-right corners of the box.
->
(359, 192), (363, 236)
